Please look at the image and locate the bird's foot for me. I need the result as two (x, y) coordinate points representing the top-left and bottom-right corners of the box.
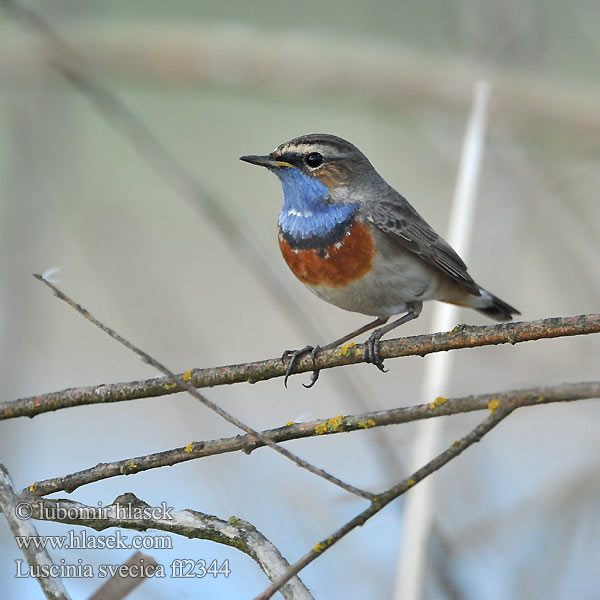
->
(363, 329), (388, 373)
(281, 345), (322, 388)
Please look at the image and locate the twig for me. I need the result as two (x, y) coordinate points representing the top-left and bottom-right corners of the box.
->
(23, 381), (600, 497)
(32, 274), (371, 500)
(87, 551), (158, 600)
(23, 493), (313, 600)
(1, 16), (599, 137)
(2, 313), (599, 421)
(256, 403), (514, 599)
(0, 462), (71, 600)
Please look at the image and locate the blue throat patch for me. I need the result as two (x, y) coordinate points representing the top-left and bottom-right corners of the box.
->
(275, 167), (358, 249)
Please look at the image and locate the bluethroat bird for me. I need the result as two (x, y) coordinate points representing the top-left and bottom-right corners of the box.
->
(240, 133), (519, 387)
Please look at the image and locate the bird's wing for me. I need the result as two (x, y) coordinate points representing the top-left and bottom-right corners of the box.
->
(366, 193), (481, 295)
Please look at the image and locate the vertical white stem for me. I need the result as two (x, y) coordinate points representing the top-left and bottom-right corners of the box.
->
(393, 80), (491, 600)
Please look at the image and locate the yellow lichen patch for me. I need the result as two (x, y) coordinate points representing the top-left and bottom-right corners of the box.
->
(313, 542), (326, 553)
(328, 415), (345, 432)
(450, 324), (466, 334)
(407, 478), (416, 487)
(182, 369), (193, 382)
(185, 442), (194, 453)
(315, 423), (328, 434)
(536, 396), (545, 403)
(119, 460), (138, 474)
(358, 419), (376, 429)
(429, 396), (447, 409)
(285, 421), (295, 427)
(163, 382), (178, 390)
(339, 342), (356, 357)
(488, 399), (501, 413)
(29, 483), (36, 493)
(451, 440), (459, 447)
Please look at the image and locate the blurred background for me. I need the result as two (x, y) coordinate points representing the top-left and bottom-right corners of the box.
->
(0, 1), (599, 598)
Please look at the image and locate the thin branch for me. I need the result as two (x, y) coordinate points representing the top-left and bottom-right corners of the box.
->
(0, 462), (71, 600)
(2, 313), (599, 421)
(1, 17), (599, 137)
(23, 493), (313, 600)
(87, 551), (158, 600)
(256, 404), (514, 599)
(32, 274), (372, 500)
(23, 381), (600, 497)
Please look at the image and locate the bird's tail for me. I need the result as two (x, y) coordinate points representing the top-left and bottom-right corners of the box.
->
(475, 288), (520, 321)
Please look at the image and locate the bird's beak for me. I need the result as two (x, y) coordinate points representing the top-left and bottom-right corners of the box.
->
(239, 154), (292, 169)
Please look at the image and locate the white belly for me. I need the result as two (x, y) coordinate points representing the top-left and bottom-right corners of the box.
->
(307, 230), (440, 317)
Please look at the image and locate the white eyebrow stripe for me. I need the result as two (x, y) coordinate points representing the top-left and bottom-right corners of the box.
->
(275, 142), (345, 159)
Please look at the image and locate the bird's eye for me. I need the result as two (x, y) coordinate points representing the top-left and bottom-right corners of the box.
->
(305, 152), (324, 168)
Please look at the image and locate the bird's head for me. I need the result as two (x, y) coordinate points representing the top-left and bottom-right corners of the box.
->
(240, 133), (376, 203)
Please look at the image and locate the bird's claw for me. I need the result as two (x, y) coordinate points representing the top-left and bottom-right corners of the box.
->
(364, 332), (388, 373)
(302, 346), (322, 388)
(281, 345), (321, 387)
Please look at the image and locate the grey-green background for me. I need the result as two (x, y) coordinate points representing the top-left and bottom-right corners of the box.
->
(1, 1), (599, 598)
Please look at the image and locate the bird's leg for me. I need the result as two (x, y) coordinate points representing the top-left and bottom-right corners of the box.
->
(364, 302), (423, 371)
(282, 317), (389, 387)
